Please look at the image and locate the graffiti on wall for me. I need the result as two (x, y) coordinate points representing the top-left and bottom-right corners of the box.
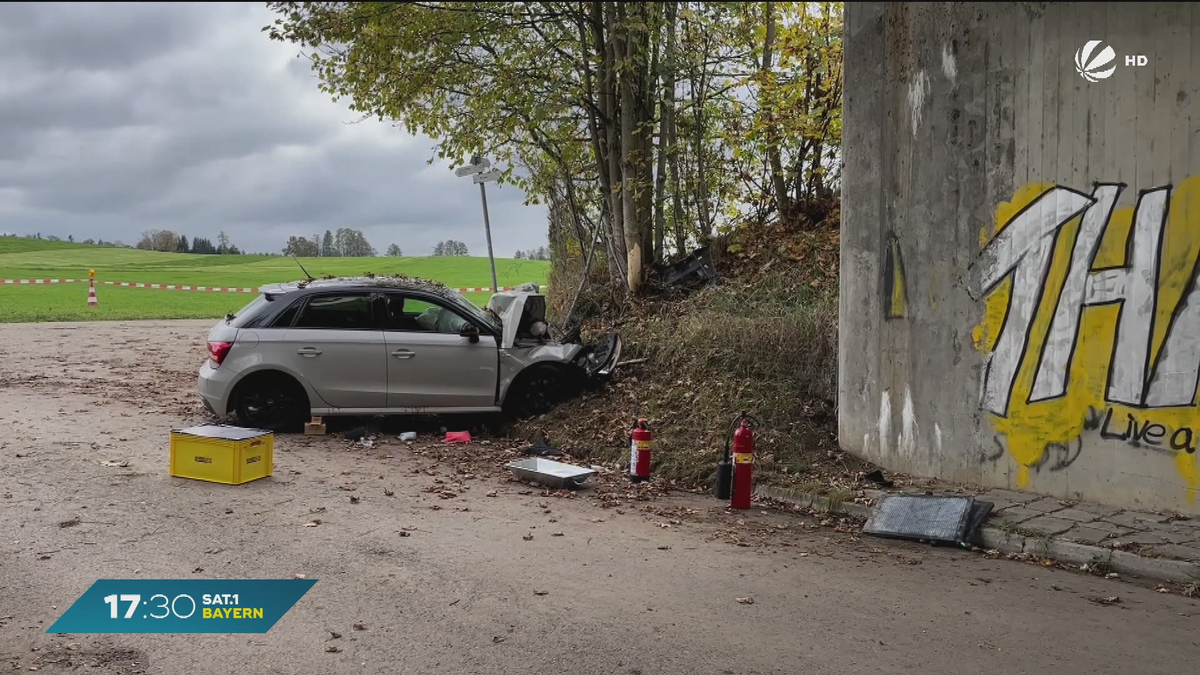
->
(884, 232), (908, 319)
(971, 177), (1200, 500)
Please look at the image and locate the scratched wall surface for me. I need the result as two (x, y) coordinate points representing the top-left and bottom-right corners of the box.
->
(840, 2), (1200, 513)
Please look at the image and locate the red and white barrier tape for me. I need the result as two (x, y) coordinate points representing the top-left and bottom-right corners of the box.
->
(1, 278), (533, 295)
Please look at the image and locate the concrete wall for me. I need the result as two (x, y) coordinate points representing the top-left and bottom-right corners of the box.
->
(840, 2), (1200, 514)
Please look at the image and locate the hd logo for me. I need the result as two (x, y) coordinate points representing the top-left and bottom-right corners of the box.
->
(1075, 40), (1148, 82)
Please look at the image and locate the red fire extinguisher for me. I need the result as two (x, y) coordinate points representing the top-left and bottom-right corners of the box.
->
(630, 418), (652, 483)
(730, 413), (757, 509)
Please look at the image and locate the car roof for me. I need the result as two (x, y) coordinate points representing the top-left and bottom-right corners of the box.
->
(259, 276), (465, 300)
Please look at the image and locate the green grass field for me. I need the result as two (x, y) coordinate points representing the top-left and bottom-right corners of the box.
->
(0, 237), (550, 323)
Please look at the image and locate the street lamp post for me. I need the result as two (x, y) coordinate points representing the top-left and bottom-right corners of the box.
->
(455, 155), (502, 294)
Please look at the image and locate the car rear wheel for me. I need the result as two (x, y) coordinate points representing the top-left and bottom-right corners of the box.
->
(233, 374), (309, 432)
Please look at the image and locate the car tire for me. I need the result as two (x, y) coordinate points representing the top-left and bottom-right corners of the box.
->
(232, 373), (309, 432)
(503, 364), (582, 419)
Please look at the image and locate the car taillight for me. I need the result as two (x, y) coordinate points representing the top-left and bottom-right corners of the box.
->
(207, 341), (232, 366)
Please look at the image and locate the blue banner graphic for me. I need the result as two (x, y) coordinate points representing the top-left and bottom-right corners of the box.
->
(46, 579), (317, 634)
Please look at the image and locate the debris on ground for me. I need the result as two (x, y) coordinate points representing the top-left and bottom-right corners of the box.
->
(864, 469), (894, 488)
(654, 246), (718, 289)
(324, 645), (341, 653)
(444, 431), (472, 444)
(522, 533), (534, 541)
(735, 597), (754, 605)
(525, 436), (564, 458)
(533, 590), (549, 596)
(57, 517), (81, 529)
(1087, 596), (1122, 606)
(399, 432), (418, 442)
(352, 623), (367, 631)
(506, 457), (597, 489)
(303, 520), (321, 527)
(863, 495), (992, 546)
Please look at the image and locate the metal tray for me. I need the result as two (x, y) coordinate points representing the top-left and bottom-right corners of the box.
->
(506, 458), (597, 489)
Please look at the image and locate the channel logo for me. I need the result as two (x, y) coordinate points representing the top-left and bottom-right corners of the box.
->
(1074, 40), (1117, 82)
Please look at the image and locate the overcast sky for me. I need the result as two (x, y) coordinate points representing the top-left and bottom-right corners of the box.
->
(0, 2), (547, 256)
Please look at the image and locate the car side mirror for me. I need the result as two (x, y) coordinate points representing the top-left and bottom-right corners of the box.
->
(460, 324), (480, 344)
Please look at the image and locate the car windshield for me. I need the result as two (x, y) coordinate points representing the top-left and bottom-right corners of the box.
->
(439, 288), (501, 333)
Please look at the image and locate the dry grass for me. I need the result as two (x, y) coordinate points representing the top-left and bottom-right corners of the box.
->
(514, 227), (866, 490)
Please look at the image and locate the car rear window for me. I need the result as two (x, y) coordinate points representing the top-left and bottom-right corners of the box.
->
(228, 295), (274, 328)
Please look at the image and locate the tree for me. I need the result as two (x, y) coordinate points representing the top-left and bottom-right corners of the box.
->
(514, 250), (525, 259)
(176, 235), (190, 253)
(433, 240), (468, 256)
(67, 234), (74, 243)
(137, 229), (181, 252)
(386, 244), (404, 256)
(83, 238), (95, 245)
(283, 236), (320, 257)
(217, 231), (231, 254)
(332, 227), (376, 257)
(321, 230), (336, 257)
(267, 2), (845, 291)
(191, 237), (217, 254)
(46, 235), (61, 242)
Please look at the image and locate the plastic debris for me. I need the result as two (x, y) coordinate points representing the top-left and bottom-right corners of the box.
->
(399, 432), (418, 442)
(444, 431), (472, 444)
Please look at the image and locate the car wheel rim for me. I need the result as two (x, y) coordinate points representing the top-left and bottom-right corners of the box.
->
(241, 385), (299, 429)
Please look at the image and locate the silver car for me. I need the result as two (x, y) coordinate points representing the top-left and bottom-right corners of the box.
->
(197, 277), (620, 430)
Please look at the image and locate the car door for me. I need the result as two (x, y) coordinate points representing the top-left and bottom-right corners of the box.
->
(277, 291), (387, 409)
(380, 292), (499, 409)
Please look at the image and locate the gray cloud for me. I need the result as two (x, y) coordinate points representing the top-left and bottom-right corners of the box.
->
(0, 2), (547, 257)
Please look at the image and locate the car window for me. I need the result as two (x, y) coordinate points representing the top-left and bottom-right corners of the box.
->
(384, 295), (471, 334)
(294, 294), (374, 330)
(268, 297), (305, 328)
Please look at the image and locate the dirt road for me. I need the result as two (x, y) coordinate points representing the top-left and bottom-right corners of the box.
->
(1, 320), (1196, 675)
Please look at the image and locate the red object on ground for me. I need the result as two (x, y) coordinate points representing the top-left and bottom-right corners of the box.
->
(730, 418), (755, 510)
(444, 431), (472, 444)
(630, 419), (652, 483)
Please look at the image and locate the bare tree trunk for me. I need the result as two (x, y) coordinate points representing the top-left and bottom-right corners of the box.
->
(597, 1), (628, 281)
(634, 2), (655, 271)
(616, 1), (645, 293)
(580, 2), (622, 282)
(652, 2), (668, 265)
(762, 1), (789, 219)
(664, 1), (685, 256)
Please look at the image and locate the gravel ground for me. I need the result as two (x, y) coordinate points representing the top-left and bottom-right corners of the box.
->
(0, 320), (1196, 675)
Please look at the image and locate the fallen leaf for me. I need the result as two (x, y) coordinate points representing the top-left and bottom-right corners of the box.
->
(736, 597), (755, 605)
(329, 631), (342, 639)
(352, 623), (367, 631)
(293, 573), (306, 579)
(224, 508), (233, 514)
(492, 636), (506, 644)
(657, 545), (670, 550)
(486, 490), (498, 497)
(384, 488), (395, 497)
(533, 590), (549, 596)
(303, 520), (322, 527)
(399, 531), (411, 538)
(192, 567), (204, 573)
(350, 496), (360, 504)
(1088, 596), (1121, 606)
(551, 532), (564, 537)
(523, 533), (534, 541)
(325, 645), (341, 653)
(1156, 585), (1169, 593)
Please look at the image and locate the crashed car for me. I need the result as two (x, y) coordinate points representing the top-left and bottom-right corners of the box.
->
(197, 277), (620, 430)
